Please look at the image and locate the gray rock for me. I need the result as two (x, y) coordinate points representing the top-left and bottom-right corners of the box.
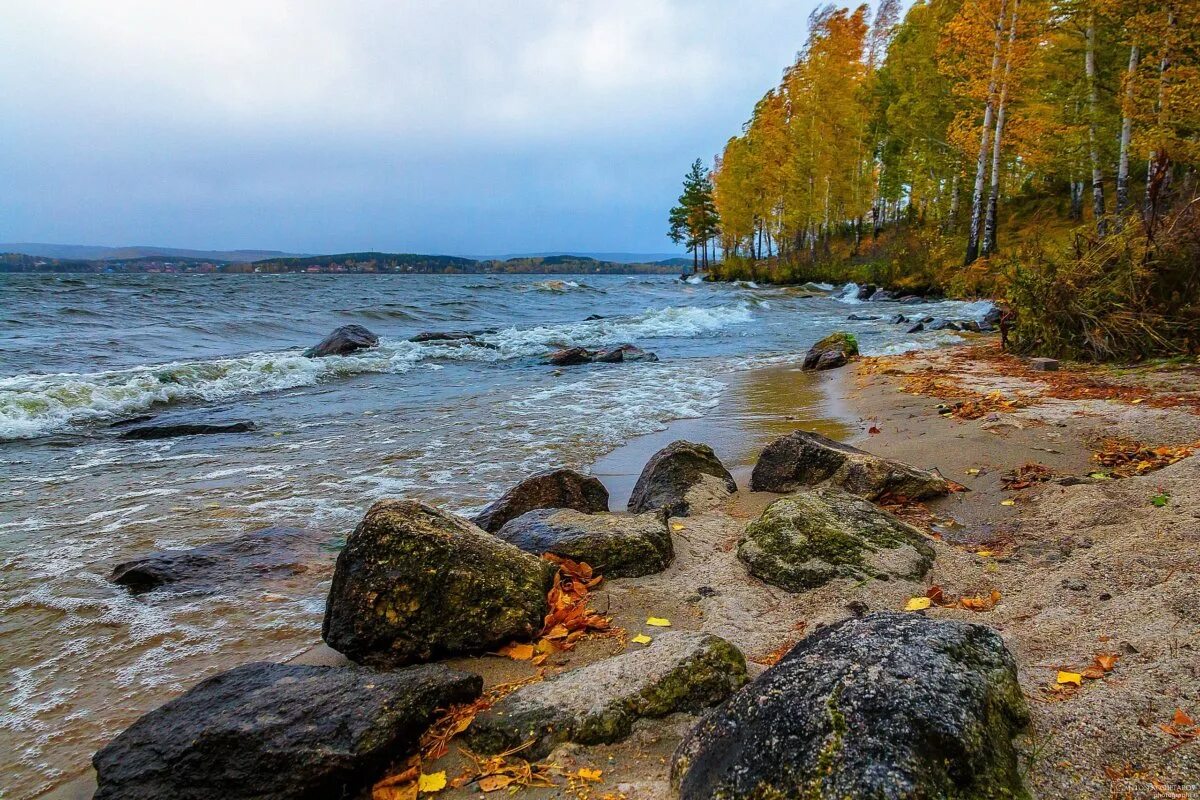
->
(627, 440), (736, 517)
(110, 526), (330, 595)
(118, 421), (255, 440)
(749, 429), (952, 499)
(93, 662), (482, 800)
(929, 318), (961, 331)
(1030, 357), (1059, 371)
(869, 289), (897, 302)
(468, 632), (747, 760)
(961, 319), (983, 332)
(846, 313), (880, 321)
(906, 322), (925, 333)
(409, 331), (497, 349)
(473, 468), (610, 533)
(671, 613), (1030, 800)
(855, 283), (878, 301)
(303, 324), (379, 358)
(322, 500), (555, 667)
(495, 508), (673, 577)
(802, 331), (860, 371)
(737, 487), (935, 591)
(888, 314), (907, 324)
(897, 295), (925, 304)
(593, 344), (660, 363)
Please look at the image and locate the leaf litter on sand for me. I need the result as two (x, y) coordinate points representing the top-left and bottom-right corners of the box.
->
(1000, 462), (1055, 490)
(1040, 653), (1121, 701)
(906, 584), (1002, 613)
(1092, 439), (1196, 478)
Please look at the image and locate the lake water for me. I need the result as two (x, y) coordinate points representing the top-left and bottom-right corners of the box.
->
(0, 272), (991, 798)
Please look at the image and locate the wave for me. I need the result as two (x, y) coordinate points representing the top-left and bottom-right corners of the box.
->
(523, 279), (595, 293)
(0, 303), (754, 440)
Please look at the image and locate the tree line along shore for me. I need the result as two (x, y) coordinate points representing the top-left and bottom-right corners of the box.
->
(667, 0), (1199, 361)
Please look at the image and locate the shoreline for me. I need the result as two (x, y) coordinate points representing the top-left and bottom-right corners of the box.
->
(35, 341), (1200, 799)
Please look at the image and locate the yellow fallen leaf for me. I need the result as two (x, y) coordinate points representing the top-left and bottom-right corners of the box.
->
(976, 550), (994, 557)
(1057, 671), (1083, 686)
(904, 597), (932, 611)
(576, 768), (603, 782)
(1131, 398), (1144, 404)
(478, 775), (514, 793)
(966, 468), (981, 475)
(670, 522), (685, 531)
(497, 642), (534, 660)
(418, 772), (447, 793)
(646, 617), (671, 627)
(1000, 499), (1016, 506)
(630, 633), (652, 645)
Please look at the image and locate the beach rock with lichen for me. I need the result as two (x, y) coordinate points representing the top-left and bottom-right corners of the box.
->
(495, 508), (673, 577)
(467, 632), (747, 760)
(802, 331), (859, 370)
(302, 324), (379, 358)
(93, 661), (482, 800)
(322, 500), (555, 667)
(750, 430), (952, 499)
(627, 440), (737, 517)
(671, 612), (1030, 800)
(738, 487), (935, 591)
(472, 468), (610, 533)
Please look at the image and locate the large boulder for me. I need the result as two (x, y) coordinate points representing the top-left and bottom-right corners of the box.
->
(302, 324), (379, 358)
(738, 487), (935, 591)
(627, 440), (737, 517)
(322, 500), (555, 667)
(110, 526), (329, 595)
(472, 468), (610, 533)
(802, 331), (859, 371)
(495, 508), (673, 578)
(468, 632), (746, 761)
(750, 430), (951, 499)
(671, 613), (1030, 800)
(93, 662), (482, 800)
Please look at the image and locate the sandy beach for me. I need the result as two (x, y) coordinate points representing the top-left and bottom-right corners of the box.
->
(41, 341), (1200, 799)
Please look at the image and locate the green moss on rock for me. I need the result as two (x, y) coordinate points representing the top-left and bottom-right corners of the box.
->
(738, 487), (935, 592)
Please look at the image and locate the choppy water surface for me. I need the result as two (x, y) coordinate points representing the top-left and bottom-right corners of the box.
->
(0, 273), (990, 797)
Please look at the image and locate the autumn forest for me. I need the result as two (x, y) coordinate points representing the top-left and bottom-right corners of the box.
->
(671, 0), (1199, 360)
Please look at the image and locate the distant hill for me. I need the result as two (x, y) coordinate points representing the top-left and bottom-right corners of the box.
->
(479, 251), (686, 264)
(0, 243), (303, 262)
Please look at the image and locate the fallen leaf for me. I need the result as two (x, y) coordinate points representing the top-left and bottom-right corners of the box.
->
(576, 768), (603, 782)
(925, 585), (945, 605)
(630, 633), (652, 645)
(418, 772), (447, 793)
(478, 775), (515, 793)
(868, 424), (881, 435)
(670, 522), (685, 531)
(1095, 653), (1119, 672)
(966, 468), (981, 475)
(646, 617), (671, 627)
(959, 590), (1002, 612)
(1000, 499), (1016, 506)
(976, 550), (994, 557)
(498, 643), (534, 661)
(904, 597), (932, 611)
(1057, 671), (1083, 686)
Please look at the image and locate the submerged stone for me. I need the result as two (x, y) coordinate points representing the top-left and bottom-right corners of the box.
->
(671, 612), (1030, 800)
(93, 662), (482, 800)
(738, 487), (935, 591)
(322, 500), (555, 667)
(303, 324), (379, 358)
(468, 632), (746, 760)
(118, 421), (255, 440)
(495, 508), (673, 577)
(750, 429), (951, 499)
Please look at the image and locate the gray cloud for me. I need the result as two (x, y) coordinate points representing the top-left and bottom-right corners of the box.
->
(0, 1), (817, 253)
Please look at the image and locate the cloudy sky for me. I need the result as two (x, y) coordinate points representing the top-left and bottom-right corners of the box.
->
(0, 1), (822, 255)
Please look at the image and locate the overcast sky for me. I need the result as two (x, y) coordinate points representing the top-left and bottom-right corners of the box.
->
(0, 1), (822, 255)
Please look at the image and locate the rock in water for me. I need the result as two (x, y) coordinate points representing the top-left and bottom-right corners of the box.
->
(110, 526), (328, 595)
(750, 430), (951, 499)
(473, 468), (610, 533)
(495, 508), (673, 577)
(671, 613), (1030, 800)
(547, 346), (593, 366)
(801, 332), (859, 371)
(93, 662), (482, 800)
(737, 487), (935, 591)
(468, 632), (746, 760)
(322, 500), (555, 667)
(302, 324), (379, 358)
(118, 421), (255, 440)
(627, 440), (736, 517)
(593, 344), (659, 363)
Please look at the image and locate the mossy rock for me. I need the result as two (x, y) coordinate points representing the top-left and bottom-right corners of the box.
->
(467, 632), (747, 760)
(495, 508), (673, 578)
(671, 613), (1031, 800)
(737, 487), (935, 591)
(322, 500), (556, 667)
(802, 331), (859, 371)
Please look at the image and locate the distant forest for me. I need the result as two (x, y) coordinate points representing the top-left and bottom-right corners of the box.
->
(0, 251), (688, 275)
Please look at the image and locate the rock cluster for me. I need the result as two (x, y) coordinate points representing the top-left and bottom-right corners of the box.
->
(546, 343), (659, 366)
